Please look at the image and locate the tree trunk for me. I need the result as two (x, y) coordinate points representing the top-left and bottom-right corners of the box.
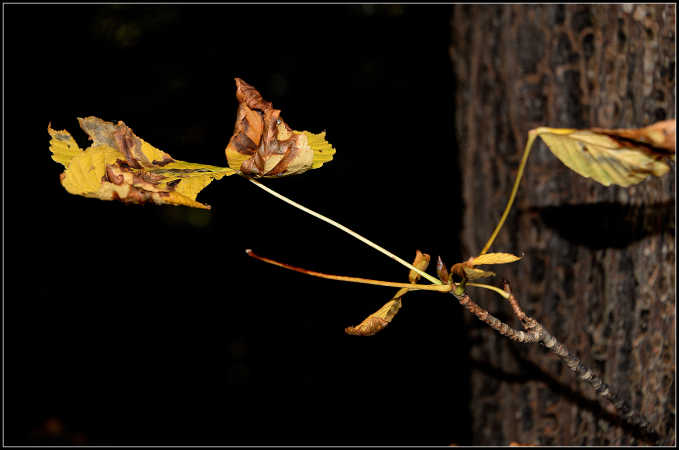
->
(450, 4), (675, 445)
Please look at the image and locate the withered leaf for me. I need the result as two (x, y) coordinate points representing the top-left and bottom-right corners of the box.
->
(535, 120), (675, 187)
(49, 118), (236, 209)
(344, 298), (403, 336)
(225, 78), (336, 177)
(408, 250), (431, 283)
(345, 250), (430, 336)
(436, 256), (450, 284)
(591, 119), (675, 153)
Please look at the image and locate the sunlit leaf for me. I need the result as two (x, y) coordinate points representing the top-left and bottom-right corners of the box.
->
(225, 78), (336, 177)
(535, 122), (674, 187)
(469, 252), (522, 266)
(49, 118), (236, 209)
(345, 250), (429, 336)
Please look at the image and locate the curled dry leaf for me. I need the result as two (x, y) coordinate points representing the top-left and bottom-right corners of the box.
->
(591, 119), (676, 153)
(408, 249), (432, 283)
(225, 78), (336, 177)
(344, 298), (404, 337)
(345, 250), (431, 336)
(535, 119), (675, 187)
(49, 117), (236, 209)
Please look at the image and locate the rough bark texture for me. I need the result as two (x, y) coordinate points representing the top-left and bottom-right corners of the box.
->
(450, 5), (675, 445)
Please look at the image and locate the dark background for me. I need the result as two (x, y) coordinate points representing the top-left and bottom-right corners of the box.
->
(4, 4), (468, 445)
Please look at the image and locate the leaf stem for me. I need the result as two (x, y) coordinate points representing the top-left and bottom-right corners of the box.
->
(246, 249), (451, 292)
(466, 282), (511, 299)
(479, 129), (538, 255)
(247, 177), (442, 285)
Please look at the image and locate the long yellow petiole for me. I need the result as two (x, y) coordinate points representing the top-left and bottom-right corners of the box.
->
(479, 129), (539, 255)
(246, 249), (452, 292)
(247, 177), (442, 285)
(466, 282), (510, 299)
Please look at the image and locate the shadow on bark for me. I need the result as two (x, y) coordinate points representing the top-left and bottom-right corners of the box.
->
(524, 201), (675, 249)
(469, 342), (665, 444)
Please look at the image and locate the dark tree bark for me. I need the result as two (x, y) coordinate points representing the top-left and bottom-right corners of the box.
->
(450, 5), (675, 445)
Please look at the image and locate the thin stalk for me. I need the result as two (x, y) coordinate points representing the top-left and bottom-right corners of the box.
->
(246, 249), (451, 292)
(247, 177), (442, 285)
(466, 282), (510, 299)
(479, 130), (538, 255)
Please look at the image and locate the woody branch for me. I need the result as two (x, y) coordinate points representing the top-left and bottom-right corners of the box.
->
(451, 281), (658, 440)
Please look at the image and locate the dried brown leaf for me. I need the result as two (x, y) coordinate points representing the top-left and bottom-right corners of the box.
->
(408, 250), (431, 283)
(225, 78), (335, 177)
(344, 298), (403, 336)
(591, 119), (676, 153)
(436, 256), (450, 284)
(345, 250), (429, 336)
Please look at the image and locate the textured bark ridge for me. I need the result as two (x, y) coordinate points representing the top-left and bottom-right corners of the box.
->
(450, 5), (675, 445)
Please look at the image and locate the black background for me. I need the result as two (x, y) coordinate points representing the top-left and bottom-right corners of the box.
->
(4, 4), (470, 445)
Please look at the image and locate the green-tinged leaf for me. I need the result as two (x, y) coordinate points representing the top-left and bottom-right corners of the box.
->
(225, 78), (336, 177)
(49, 118), (236, 209)
(463, 267), (496, 281)
(535, 124), (673, 187)
(469, 252), (522, 266)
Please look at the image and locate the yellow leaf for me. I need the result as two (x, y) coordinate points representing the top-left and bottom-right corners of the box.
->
(535, 126), (673, 187)
(305, 131), (337, 169)
(225, 78), (336, 177)
(49, 118), (236, 209)
(344, 298), (403, 336)
(48, 125), (82, 167)
(469, 252), (522, 266)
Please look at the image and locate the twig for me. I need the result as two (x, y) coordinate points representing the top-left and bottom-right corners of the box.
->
(455, 293), (540, 344)
(451, 281), (659, 440)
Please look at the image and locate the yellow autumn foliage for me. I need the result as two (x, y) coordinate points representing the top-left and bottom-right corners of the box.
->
(535, 127), (673, 187)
